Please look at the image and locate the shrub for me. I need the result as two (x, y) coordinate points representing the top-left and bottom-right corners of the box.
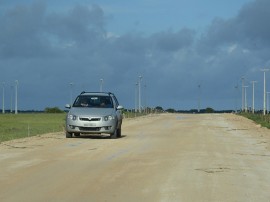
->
(44, 107), (64, 113)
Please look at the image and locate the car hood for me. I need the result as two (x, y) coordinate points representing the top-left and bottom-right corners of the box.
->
(68, 107), (115, 117)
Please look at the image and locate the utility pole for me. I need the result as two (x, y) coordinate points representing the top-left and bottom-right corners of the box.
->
(70, 82), (73, 105)
(100, 79), (103, 92)
(241, 77), (245, 112)
(138, 76), (143, 113)
(144, 84), (147, 113)
(10, 84), (13, 113)
(2, 82), (5, 114)
(135, 82), (138, 112)
(243, 85), (249, 112)
(250, 81), (257, 114)
(261, 69), (269, 115)
(198, 84), (201, 113)
(15, 80), (18, 114)
(234, 85), (238, 113)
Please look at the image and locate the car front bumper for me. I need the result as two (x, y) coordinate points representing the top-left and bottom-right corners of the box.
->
(65, 119), (117, 134)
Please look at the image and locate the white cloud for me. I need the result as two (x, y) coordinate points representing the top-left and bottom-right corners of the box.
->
(228, 44), (238, 53)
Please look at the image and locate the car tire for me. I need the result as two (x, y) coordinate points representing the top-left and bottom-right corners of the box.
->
(110, 122), (118, 139)
(66, 132), (73, 138)
(110, 129), (117, 139)
(74, 133), (80, 137)
(117, 127), (121, 138)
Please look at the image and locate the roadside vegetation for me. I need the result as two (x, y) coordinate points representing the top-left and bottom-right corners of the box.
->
(0, 107), (160, 143)
(0, 112), (66, 143)
(1, 105), (225, 143)
(123, 107), (163, 118)
(239, 112), (270, 129)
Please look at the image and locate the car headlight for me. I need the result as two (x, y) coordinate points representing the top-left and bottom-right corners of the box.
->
(68, 114), (77, 121)
(104, 115), (115, 121)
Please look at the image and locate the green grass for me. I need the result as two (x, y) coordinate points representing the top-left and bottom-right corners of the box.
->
(239, 112), (270, 128)
(0, 113), (66, 143)
(0, 111), (157, 143)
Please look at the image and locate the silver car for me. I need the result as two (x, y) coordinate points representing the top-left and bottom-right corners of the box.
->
(65, 92), (123, 139)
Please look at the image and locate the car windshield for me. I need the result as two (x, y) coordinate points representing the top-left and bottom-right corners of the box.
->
(73, 95), (113, 108)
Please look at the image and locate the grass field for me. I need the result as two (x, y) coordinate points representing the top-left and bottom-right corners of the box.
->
(239, 112), (270, 128)
(2, 112), (268, 143)
(0, 111), (152, 143)
(0, 113), (66, 143)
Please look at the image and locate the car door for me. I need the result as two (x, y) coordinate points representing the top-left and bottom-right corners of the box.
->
(111, 95), (123, 127)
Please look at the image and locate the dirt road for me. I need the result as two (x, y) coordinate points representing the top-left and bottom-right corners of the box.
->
(1, 113), (270, 202)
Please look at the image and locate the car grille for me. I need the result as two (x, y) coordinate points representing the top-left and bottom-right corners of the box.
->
(79, 127), (101, 131)
(79, 117), (101, 121)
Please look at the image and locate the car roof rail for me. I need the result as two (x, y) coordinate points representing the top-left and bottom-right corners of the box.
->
(80, 91), (114, 95)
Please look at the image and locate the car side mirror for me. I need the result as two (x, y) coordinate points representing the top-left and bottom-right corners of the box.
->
(117, 105), (124, 110)
(65, 104), (71, 109)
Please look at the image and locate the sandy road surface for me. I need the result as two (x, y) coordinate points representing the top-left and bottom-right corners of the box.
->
(1, 113), (270, 202)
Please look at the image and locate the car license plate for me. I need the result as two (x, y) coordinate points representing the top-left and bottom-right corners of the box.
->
(84, 123), (96, 127)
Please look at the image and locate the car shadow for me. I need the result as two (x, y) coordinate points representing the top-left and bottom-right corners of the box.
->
(73, 134), (127, 139)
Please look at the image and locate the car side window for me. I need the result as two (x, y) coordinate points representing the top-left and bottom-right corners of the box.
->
(73, 97), (81, 107)
(112, 95), (119, 108)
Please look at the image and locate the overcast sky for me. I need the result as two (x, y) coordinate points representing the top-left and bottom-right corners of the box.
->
(1, 0), (270, 111)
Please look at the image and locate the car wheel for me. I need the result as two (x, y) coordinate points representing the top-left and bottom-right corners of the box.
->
(66, 132), (73, 138)
(110, 128), (117, 139)
(110, 122), (118, 139)
(110, 129), (117, 139)
(117, 127), (121, 138)
(74, 133), (80, 137)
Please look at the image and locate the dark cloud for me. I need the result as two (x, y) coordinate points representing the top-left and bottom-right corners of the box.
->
(0, 2), (106, 59)
(237, 0), (270, 45)
(0, 0), (270, 110)
(45, 4), (106, 46)
(0, 2), (48, 58)
(194, 0), (270, 108)
(152, 29), (195, 52)
(198, 0), (270, 52)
